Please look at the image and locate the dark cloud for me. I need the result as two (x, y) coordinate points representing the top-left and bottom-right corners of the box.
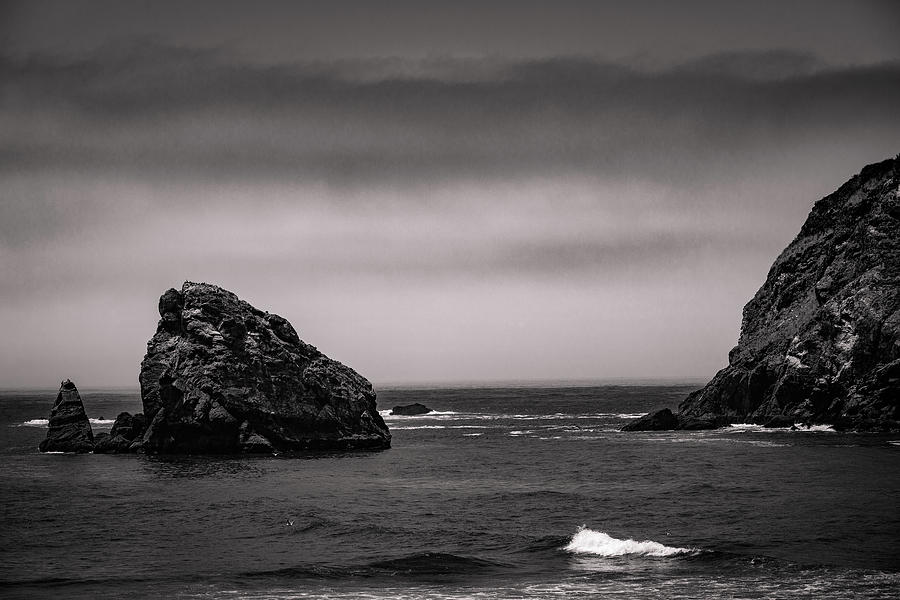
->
(3, 43), (899, 189)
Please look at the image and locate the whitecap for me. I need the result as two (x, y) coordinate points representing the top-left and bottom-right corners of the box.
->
(887, 440), (900, 446)
(563, 527), (696, 557)
(389, 425), (447, 430)
(89, 418), (115, 427)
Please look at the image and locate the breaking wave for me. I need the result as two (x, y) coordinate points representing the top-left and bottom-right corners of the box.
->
(563, 527), (697, 557)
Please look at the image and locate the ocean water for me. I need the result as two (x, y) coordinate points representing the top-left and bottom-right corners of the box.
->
(1, 384), (899, 599)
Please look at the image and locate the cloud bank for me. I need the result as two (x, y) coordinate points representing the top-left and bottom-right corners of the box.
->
(2, 43), (898, 385)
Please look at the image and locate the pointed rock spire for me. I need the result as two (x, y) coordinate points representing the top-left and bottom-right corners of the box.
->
(39, 379), (94, 453)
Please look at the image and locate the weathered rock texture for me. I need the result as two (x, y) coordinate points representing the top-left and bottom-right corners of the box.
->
(39, 380), (94, 453)
(627, 156), (900, 432)
(138, 282), (391, 453)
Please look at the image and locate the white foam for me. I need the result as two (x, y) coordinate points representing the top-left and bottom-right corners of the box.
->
(379, 410), (649, 421)
(728, 422), (835, 433)
(21, 417), (115, 428)
(796, 424), (835, 432)
(563, 527), (695, 557)
(887, 440), (900, 446)
(389, 425), (447, 430)
(728, 423), (762, 430)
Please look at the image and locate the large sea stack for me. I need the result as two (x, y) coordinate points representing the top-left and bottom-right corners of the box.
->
(136, 282), (391, 453)
(626, 156), (900, 432)
(39, 379), (94, 453)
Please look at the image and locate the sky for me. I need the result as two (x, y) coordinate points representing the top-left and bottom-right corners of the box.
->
(1, 1), (899, 387)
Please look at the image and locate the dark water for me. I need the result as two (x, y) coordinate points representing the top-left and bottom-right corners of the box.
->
(1, 385), (899, 599)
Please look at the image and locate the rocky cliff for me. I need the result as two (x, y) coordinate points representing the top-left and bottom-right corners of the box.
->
(627, 156), (900, 432)
(135, 282), (390, 453)
(39, 380), (94, 452)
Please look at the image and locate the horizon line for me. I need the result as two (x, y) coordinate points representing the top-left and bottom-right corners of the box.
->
(0, 375), (708, 393)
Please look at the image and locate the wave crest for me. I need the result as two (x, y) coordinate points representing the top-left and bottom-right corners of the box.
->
(563, 527), (695, 557)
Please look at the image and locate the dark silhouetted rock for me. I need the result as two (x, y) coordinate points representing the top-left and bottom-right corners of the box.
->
(621, 408), (678, 431)
(621, 409), (729, 431)
(391, 403), (432, 416)
(39, 380), (94, 453)
(676, 415), (731, 430)
(762, 415), (797, 428)
(138, 282), (391, 454)
(93, 412), (147, 453)
(625, 157), (900, 433)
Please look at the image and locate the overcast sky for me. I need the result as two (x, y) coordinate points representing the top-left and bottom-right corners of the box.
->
(2, 1), (899, 387)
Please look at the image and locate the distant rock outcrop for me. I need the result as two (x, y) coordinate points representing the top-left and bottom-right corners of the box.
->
(138, 282), (391, 453)
(391, 403), (432, 416)
(626, 156), (900, 432)
(39, 380), (94, 453)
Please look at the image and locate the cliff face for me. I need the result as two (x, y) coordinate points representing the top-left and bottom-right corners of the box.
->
(39, 380), (94, 453)
(138, 282), (390, 453)
(677, 156), (900, 430)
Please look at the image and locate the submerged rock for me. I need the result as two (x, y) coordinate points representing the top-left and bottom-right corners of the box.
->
(39, 380), (94, 453)
(138, 282), (391, 454)
(626, 156), (900, 432)
(390, 403), (432, 416)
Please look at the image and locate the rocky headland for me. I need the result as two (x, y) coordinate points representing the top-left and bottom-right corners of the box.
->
(626, 156), (900, 432)
(43, 282), (391, 454)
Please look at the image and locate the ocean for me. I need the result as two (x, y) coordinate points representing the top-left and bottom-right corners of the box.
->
(1, 384), (899, 599)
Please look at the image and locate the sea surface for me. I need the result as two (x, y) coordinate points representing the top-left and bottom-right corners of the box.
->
(1, 384), (899, 599)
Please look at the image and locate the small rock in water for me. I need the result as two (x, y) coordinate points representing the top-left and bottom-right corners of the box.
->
(39, 380), (94, 453)
(621, 408), (679, 431)
(391, 403), (432, 416)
